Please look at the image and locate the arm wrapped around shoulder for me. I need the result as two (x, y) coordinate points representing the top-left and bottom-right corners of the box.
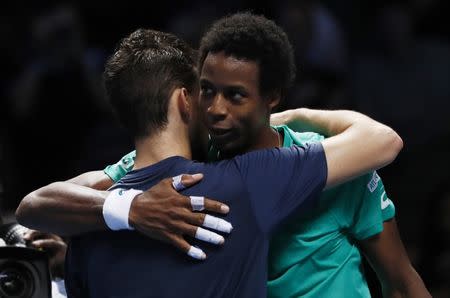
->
(293, 108), (404, 188)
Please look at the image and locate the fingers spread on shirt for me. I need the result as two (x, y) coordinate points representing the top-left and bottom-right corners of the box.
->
(180, 195), (229, 215)
(180, 209), (232, 234)
(173, 222), (224, 245)
(165, 233), (206, 260)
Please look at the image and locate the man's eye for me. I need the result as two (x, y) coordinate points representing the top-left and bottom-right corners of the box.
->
(230, 92), (244, 102)
(200, 86), (213, 96)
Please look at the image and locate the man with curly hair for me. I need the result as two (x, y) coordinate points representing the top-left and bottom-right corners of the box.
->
(195, 13), (429, 298)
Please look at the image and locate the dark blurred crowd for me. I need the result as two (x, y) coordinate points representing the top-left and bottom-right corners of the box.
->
(1, 0), (449, 296)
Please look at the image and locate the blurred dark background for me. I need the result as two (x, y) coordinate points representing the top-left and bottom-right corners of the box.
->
(1, 0), (449, 296)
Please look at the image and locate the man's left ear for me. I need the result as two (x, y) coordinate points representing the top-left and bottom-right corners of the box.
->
(268, 93), (281, 111)
(178, 87), (191, 122)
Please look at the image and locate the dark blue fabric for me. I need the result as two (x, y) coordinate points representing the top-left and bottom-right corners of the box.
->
(65, 143), (327, 298)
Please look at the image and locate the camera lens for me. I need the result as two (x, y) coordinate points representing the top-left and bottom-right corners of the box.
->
(0, 224), (29, 246)
(0, 262), (34, 298)
(0, 271), (26, 296)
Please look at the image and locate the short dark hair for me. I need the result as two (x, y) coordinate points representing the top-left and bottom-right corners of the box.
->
(199, 12), (296, 99)
(104, 29), (198, 139)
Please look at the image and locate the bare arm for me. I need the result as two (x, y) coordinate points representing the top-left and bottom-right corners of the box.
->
(16, 172), (231, 258)
(16, 171), (112, 234)
(271, 108), (403, 188)
(16, 179), (109, 235)
(360, 219), (431, 298)
(66, 170), (115, 190)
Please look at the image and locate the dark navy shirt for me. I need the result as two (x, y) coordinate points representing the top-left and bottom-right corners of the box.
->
(65, 143), (327, 298)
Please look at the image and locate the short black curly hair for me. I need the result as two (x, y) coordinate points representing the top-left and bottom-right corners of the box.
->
(199, 12), (296, 99)
(104, 29), (198, 139)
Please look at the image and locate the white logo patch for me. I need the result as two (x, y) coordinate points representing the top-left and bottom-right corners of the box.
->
(380, 191), (392, 210)
(367, 172), (380, 193)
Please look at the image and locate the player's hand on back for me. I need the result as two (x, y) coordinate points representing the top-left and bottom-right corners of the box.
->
(128, 174), (232, 260)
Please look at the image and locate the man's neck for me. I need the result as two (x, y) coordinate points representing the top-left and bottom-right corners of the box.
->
(219, 126), (282, 159)
(133, 129), (192, 170)
(246, 126), (283, 152)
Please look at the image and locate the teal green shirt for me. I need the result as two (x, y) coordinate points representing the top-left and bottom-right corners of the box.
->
(104, 125), (395, 298)
(267, 125), (395, 298)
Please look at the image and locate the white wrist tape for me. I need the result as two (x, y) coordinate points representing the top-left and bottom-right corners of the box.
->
(103, 188), (143, 231)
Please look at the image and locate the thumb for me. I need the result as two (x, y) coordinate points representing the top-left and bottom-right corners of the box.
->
(30, 239), (65, 251)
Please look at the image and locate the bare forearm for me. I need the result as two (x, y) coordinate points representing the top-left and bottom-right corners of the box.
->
(293, 108), (403, 187)
(16, 182), (108, 236)
(289, 108), (371, 136)
(272, 108), (403, 176)
(361, 220), (431, 298)
(272, 108), (354, 135)
(67, 170), (114, 190)
(272, 108), (362, 135)
(382, 267), (431, 298)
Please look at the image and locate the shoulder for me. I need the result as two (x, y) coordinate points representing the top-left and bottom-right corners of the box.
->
(292, 132), (325, 144)
(279, 125), (325, 146)
(326, 171), (375, 197)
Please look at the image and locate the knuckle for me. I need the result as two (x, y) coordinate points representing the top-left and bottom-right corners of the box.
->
(181, 175), (192, 184)
(187, 227), (197, 237)
(196, 214), (206, 225)
(167, 208), (180, 219)
(161, 230), (171, 238)
(162, 231), (177, 243)
(178, 208), (192, 219)
(166, 221), (179, 231)
(169, 194), (182, 204)
(172, 221), (186, 233)
(162, 177), (172, 185)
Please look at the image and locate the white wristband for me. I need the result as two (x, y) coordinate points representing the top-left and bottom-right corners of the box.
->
(102, 188), (143, 231)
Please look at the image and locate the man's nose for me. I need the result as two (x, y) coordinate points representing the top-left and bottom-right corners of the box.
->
(207, 94), (227, 121)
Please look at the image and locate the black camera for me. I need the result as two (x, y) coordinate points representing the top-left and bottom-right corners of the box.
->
(0, 223), (51, 298)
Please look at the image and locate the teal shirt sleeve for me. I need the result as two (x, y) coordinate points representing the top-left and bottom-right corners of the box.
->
(369, 171), (396, 222)
(331, 171), (396, 240)
(288, 128), (396, 239)
(291, 131), (325, 145)
(103, 150), (136, 182)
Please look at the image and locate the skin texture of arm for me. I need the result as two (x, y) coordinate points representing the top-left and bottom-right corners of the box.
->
(360, 219), (431, 298)
(15, 172), (230, 255)
(271, 108), (403, 188)
(16, 178), (109, 235)
(66, 170), (115, 190)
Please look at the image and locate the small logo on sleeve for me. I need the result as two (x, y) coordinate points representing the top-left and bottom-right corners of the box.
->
(367, 172), (380, 193)
(380, 191), (392, 210)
